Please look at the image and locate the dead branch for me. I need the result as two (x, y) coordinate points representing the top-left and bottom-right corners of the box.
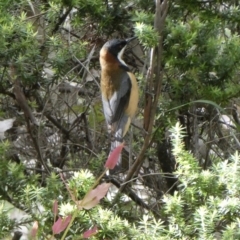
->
(10, 66), (50, 175)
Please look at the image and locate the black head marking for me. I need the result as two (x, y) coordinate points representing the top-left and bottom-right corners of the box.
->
(103, 39), (127, 57)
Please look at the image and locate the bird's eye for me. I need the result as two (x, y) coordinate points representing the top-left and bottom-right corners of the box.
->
(119, 44), (124, 49)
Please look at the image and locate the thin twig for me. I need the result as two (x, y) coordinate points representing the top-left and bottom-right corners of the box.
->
(24, 11), (48, 21)
(109, 177), (161, 217)
(73, 55), (100, 89)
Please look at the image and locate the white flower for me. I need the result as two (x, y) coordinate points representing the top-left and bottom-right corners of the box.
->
(59, 202), (76, 216)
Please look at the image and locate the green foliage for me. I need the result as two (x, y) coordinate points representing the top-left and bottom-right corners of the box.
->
(164, 13), (240, 104)
(2, 121), (240, 239)
(157, 123), (240, 239)
(0, 204), (15, 238)
(134, 22), (159, 48)
(68, 170), (95, 198)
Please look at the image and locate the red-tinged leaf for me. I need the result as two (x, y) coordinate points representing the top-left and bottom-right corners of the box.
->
(52, 215), (72, 235)
(52, 200), (58, 217)
(105, 143), (124, 169)
(83, 226), (98, 238)
(31, 221), (38, 237)
(79, 183), (111, 210)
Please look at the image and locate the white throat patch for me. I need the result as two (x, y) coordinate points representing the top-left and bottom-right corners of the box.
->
(117, 46), (128, 67)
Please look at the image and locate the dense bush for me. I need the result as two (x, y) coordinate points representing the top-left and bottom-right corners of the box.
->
(1, 0), (240, 239)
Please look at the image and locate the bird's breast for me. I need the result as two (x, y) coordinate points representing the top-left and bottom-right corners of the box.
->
(100, 71), (122, 100)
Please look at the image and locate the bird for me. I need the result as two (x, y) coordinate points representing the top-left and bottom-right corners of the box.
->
(99, 37), (139, 171)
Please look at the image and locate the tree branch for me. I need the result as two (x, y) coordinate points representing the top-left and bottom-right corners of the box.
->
(10, 67), (50, 175)
(52, 7), (72, 34)
(116, 0), (169, 197)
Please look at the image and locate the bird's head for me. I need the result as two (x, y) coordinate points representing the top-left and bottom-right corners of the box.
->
(100, 37), (136, 71)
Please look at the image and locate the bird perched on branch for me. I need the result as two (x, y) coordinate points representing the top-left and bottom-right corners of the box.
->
(99, 37), (139, 170)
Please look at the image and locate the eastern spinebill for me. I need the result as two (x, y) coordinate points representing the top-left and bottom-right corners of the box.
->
(99, 37), (139, 170)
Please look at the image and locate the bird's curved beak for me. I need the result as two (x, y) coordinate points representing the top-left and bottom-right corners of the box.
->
(126, 36), (137, 43)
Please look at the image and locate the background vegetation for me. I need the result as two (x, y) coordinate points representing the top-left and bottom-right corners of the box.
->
(1, 0), (240, 239)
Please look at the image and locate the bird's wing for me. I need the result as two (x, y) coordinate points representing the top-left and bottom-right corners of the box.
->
(102, 72), (131, 126)
(111, 73), (131, 123)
